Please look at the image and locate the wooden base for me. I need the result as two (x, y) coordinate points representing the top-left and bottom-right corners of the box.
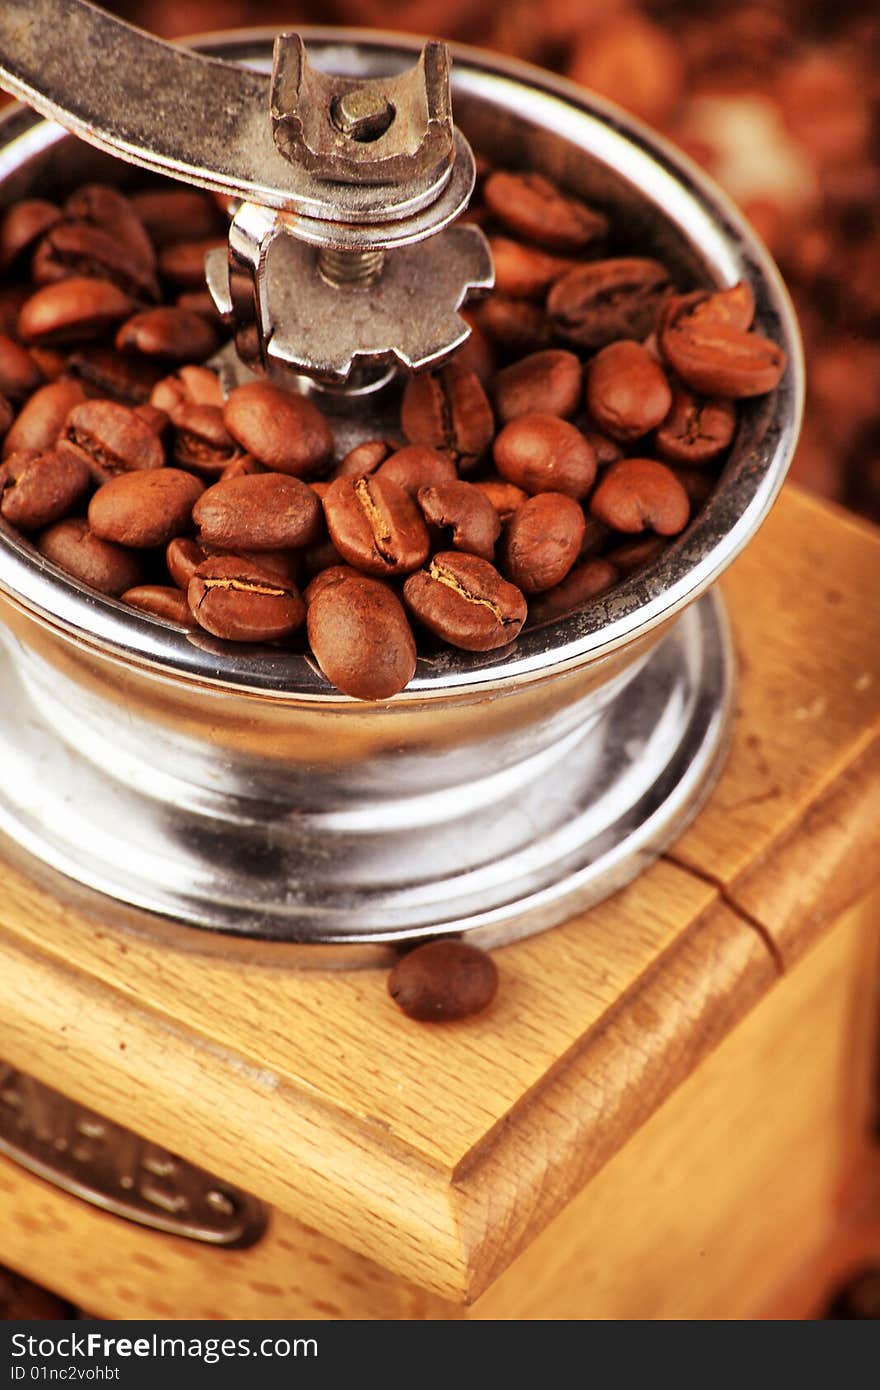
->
(0, 485), (878, 1318)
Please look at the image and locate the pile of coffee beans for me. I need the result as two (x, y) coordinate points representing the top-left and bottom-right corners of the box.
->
(0, 165), (786, 699)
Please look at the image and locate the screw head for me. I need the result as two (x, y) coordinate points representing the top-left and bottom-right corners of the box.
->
(331, 89), (395, 143)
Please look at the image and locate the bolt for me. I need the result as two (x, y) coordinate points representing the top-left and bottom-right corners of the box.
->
(331, 88), (395, 143)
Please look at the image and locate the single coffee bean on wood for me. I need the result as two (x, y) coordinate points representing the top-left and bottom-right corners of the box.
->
(388, 940), (498, 1021)
(494, 413), (597, 498)
(89, 468), (204, 548)
(306, 567), (417, 700)
(188, 555), (305, 643)
(403, 550), (527, 651)
(323, 474), (429, 576)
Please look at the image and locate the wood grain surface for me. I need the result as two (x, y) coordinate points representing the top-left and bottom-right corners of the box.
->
(0, 484), (877, 1306)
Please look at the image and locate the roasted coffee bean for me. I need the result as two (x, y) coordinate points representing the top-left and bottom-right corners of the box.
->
(492, 349), (582, 424)
(158, 238), (226, 291)
(400, 365), (494, 474)
(151, 364), (223, 414)
(687, 281), (755, 333)
(376, 444), (458, 497)
(188, 555), (305, 643)
(121, 584), (195, 627)
(658, 293), (787, 398)
(333, 438), (394, 479)
(130, 189), (224, 248)
(212, 547), (301, 583)
(18, 277), (133, 345)
(220, 453), (264, 481)
(2, 379), (86, 459)
(115, 307), (219, 362)
(171, 403), (238, 475)
(472, 478), (528, 519)
(193, 473), (321, 552)
(388, 940), (498, 1022)
(0, 395), (11, 439)
(584, 429), (624, 468)
(0, 284), (30, 337)
(579, 516), (611, 560)
(133, 403), (169, 436)
(403, 551), (527, 651)
(528, 558), (620, 625)
(89, 468), (204, 549)
(176, 290), (224, 324)
(590, 458), (690, 535)
(64, 185), (155, 274)
(500, 492), (586, 593)
(301, 537), (344, 581)
(417, 481), (501, 560)
(585, 340), (673, 441)
(32, 222), (160, 300)
(0, 335), (42, 401)
(323, 475), (429, 576)
(64, 399), (165, 482)
(166, 537), (205, 589)
(37, 516), (144, 596)
(306, 568), (417, 700)
(0, 199), (61, 272)
(610, 535), (668, 575)
(456, 309), (495, 383)
(483, 171), (608, 252)
(655, 386), (737, 465)
(494, 413), (597, 498)
(28, 348), (66, 382)
(223, 382), (333, 478)
(0, 445), (90, 531)
(671, 466), (715, 507)
(567, 11), (684, 127)
(476, 296), (553, 355)
(488, 236), (578, 299)
(67, 344), (165, 404)
(547, 258), (672, 351)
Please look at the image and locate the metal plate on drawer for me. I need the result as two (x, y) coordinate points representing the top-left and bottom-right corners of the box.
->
(0, 1062), (267, 1247)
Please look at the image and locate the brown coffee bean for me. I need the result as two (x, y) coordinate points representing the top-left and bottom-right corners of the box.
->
(133, 403), (169, 436)
(584, 429), (624, 469)
(307, 568), (417, 700)
(89, 468), (204, 548)
(417, 481), (501, 560)
(193, 473), (321, 552)
(210, 547), (301, 583)
(500, 492), (586, 593)
(67, 344), (165, 404)
(494, 413), (597, 498)
(655, 386), (737, 465)
(658, 293), (787, 398)
(27, 348), (67, 382)
(188, 555), (305, 643)
(472, 478), (528, 519)
(64, 399), (165, 482)
(130, 189), (224, 249)
(547, 258), (672, 351)
(171, 403), (238, 475)
(121, 584), (196, 627)
(32, 221), (160, 301)
(528, 558), (620, 625)
(37, 516), (144, 596)
(0, 335), (43, 401)
(376, 444), (458, 497)
(0, 285), (30, 337)
(0, 395), (11, 439)
(403, 551), (527, 652)
(579, 516), (611, 560)
(333, 438), (394, 479)
(2, 379), (86, 459)
(476, 296), (552, 355)
(670, 466), (715, 507)
(220, 453), (264, 480)
(492, 349), (582, 424)
(0, 445), (90, 531)
(585, 340), (673, 441)
(151, 364), (223, 414)
(0, 199), (61, 272)
(303, 563), (360, 605)
(223, 382), (333, 478)
(18, 278), (133, 346)
(610, 535), (668, 575)
(323, 475), (429, 576)
(488, 236), (578, 299)
(158, 238), (226, 291)
(567, 12), (684, 127)
(301, 537), (345, 581)
(590, 458), (690, 535)
(400, 365), (494, 474)
(115, 307), (219, 362)
(456, 310), (495, 383)
(388, 940), (498, 1021)
(176, 290), (224, 324)
(687, 281), (755, 333)
(166, 536), (205, 589)
(483, 171), (608, 253)
(64, 185), (156, 274)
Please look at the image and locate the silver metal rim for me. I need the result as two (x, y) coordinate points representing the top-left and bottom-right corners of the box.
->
(0, 27), (803, 703)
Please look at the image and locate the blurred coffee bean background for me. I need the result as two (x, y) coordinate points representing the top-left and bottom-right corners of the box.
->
(82, 0), (880, 523)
